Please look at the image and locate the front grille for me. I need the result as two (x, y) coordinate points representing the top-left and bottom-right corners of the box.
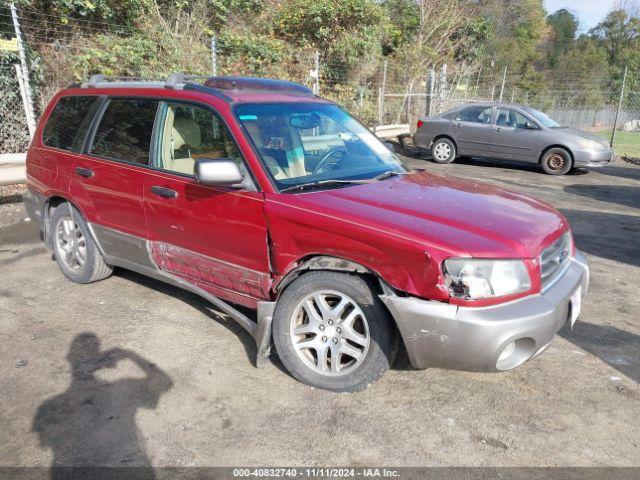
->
(540, 232), (572, 288)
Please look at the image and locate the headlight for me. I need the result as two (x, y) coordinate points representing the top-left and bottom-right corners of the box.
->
(443, 259), (531, 300)
(579, 138), (607, 149)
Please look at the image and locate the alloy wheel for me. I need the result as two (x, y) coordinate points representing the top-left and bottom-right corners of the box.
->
(55, 216), (87, 271)
(289, 290), (370, 376)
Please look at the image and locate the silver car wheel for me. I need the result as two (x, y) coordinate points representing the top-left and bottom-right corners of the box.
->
(433, 141), (452, 161)
(290, 290), (370, 376)
(55, 216), (87, 271)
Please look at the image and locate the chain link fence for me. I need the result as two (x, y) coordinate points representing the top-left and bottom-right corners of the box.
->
(0, 65), (31, 154)
(1, 6), (640, 161)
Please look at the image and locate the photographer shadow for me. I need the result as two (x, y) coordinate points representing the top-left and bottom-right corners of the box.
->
(32, 333), (173, 479)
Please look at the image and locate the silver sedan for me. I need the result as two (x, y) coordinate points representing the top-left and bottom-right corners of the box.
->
(413, 102), (614, 175)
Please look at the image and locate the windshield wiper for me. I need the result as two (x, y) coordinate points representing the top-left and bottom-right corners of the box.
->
(279, 179), (370, 193)
(373, 170), (409, 181)
(279, 170), (410, 193)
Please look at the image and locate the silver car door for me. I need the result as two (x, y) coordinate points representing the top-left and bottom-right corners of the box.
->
(489, 108), (541, 162)
(451, 106), (494, 156)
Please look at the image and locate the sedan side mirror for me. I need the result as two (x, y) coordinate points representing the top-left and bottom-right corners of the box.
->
(525, 121), (538, 130)
(194, 158), (245, 186)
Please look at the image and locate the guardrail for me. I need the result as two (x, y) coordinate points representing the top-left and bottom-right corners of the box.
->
(0, 153), (26, 186)
(372, 124), (411, 140)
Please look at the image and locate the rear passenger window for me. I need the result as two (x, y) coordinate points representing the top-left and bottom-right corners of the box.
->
(455, 106), (492, 124)
(90, 99), (159, 164)
(42, 96), (100, 152)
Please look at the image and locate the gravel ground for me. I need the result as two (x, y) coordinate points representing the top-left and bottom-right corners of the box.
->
(0, 155), (639, 470)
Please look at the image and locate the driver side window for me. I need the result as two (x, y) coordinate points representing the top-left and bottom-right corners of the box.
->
(157, 102), (242, 176)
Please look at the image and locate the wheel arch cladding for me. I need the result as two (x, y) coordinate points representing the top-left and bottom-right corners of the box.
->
(273, 255), (381, 297)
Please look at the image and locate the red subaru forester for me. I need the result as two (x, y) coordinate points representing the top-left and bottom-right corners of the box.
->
(24, 74), (589, 391)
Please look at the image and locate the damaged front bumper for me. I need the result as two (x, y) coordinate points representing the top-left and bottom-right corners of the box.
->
(380, 251), (589, 371)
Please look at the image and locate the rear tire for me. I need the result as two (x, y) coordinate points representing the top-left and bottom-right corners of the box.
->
(541, 148), (572, 175)
(430, 138), (456, 164)
(272, 271), (397, 392)
(50, 202), (113, 284)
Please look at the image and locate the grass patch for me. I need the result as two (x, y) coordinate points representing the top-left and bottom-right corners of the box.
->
(595, 128), (640, 159)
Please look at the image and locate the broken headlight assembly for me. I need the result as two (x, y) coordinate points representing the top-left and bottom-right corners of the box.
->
(443, 258), (532, 300)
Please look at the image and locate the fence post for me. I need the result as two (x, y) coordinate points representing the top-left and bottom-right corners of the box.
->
(437, 63), (447, 113)
(210, 36), (217, 76)
(611, 65), (628, 148)
(310, 50), (320, 95)
(10, 2), (36, 138)
(474, 63), (482, 98)
(498, 66), (507, 103)
(377, 59), (387, 125)
(425, 67), (435, 116)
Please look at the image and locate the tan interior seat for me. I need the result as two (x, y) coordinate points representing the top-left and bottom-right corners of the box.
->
(161, 108), (202, 175)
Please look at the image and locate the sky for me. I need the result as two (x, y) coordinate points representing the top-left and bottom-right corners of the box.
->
(543, 0), (617, 32)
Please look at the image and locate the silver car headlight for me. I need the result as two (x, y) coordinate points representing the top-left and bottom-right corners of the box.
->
(579, 138), (607, 149)
(443, 259), (532, 300)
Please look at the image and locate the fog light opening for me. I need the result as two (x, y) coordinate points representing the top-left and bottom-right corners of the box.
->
(496, 338), (536, 371)
(498, 341), (516, 363)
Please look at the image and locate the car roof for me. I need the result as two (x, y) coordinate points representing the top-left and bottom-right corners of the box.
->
(64, 74), (330, 105)
(452, 102), (532, 110)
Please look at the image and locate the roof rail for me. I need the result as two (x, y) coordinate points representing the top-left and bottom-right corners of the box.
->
(78, 73), (314, 97)
(81, 74), (165, 88)
(165, 73), (210, 89)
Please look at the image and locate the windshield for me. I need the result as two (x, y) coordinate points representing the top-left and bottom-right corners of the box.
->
(235, 103), (407, 191)
(523, 107), (561, 128)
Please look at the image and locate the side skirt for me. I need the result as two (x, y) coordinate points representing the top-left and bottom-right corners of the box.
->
(88, 223), (275, 367)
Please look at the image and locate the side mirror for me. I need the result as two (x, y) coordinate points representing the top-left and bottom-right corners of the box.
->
(194, 158), (244, 186)
(525, 121), (538, 130)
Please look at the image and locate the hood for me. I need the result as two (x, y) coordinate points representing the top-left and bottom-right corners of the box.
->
(554, 127), (610, 146)
(281, 171), (567, 258)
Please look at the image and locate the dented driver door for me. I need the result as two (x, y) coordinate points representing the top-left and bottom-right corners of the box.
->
(142, 100), (271, 307)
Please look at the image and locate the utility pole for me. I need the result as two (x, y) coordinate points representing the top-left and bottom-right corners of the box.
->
(10, 2), (36, 138)
(611, 65), (628, 148)
(211, 36), (217, 76)
(498, 66), (507, 103)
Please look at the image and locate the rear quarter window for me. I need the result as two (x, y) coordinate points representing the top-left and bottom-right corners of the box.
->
(42, 96), (101, 152)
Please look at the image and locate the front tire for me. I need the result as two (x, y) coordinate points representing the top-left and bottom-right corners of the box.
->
(541, 148), (573, 175)
(430, 138), (456, 164)
(272, 271), (397, 392)
(51, 202), (113, 284)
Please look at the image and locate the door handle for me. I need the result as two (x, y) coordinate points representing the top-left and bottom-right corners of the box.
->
(454, 122), (462, 128)
(151, 186), (178, 199)
(495, 127), (502, 133)
(75, 167), (94, 178)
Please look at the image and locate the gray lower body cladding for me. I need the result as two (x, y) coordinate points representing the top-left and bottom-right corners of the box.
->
(381, 251), (589, 371)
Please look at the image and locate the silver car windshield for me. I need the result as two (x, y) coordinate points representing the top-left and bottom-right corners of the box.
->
(523, 107), (561, 128)
(236, 103), (407, 191)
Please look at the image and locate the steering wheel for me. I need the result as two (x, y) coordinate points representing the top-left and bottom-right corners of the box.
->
(313, 148), (345, 174)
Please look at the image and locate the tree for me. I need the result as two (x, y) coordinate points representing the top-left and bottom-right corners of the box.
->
(481, 0), (547, 77)
(546, 8), (578, 67)
(274, 0), (388, 82)
(590, 9), (640, 67)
